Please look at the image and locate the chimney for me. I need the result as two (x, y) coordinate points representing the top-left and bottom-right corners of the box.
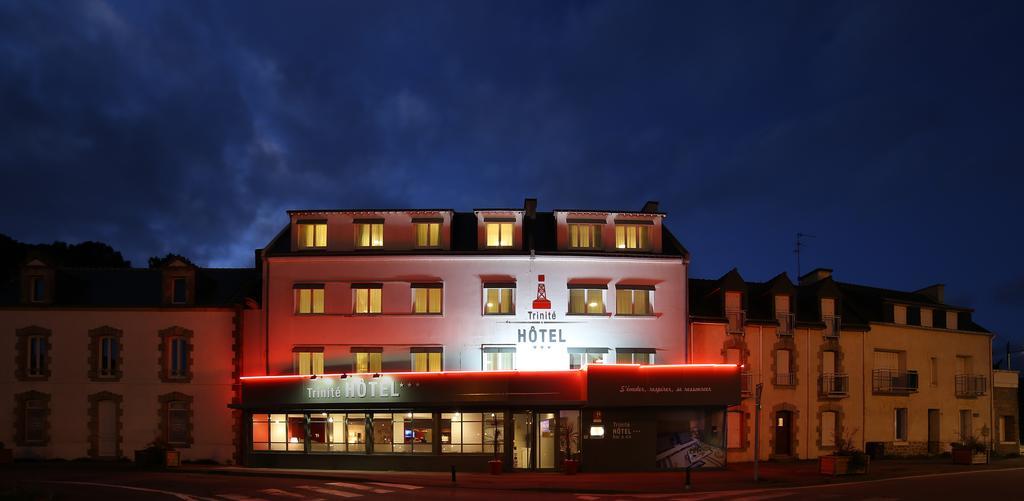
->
(799, 267), (832, 285)
(641, 200), (660, 213)
(523, 198), (537, 219)
(915, 284), (945, 303)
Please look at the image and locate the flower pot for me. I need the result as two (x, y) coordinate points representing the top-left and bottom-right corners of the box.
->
(563, 459), (579, 475)
(952, 448), (986, 465)
(488, 459), (503, 475)
(164, 450), (180, 467)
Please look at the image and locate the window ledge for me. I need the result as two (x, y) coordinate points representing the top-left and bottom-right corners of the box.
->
(566, 312), (611, 317)
(614, 313), (660, 319)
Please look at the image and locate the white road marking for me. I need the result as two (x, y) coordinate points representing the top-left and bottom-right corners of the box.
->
(261, 488), (307, 498)
(217, 495), (269, 501)
(40, 480), (217, 500)
(297, 485), (363, 498)
(365, 482), (422, 490)
(326, 482), (393, 494)
(731, 492), (795, 501)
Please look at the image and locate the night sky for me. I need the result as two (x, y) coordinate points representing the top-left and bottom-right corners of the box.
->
(1, 2), (1022, 351)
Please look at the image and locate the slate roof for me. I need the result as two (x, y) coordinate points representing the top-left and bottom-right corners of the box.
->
(0, 267), (260, 308)
(689, 270), (989, 334)
(265, 211), (689, 259)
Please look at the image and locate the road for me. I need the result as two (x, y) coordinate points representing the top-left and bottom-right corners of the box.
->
(3, 466), (1023, 500)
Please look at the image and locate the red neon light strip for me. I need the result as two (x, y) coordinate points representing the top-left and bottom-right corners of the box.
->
(239, 363), (739, 381)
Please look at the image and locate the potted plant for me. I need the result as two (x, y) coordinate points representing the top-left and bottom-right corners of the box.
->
(135, 440), (180, 468)
(820, 429), (869, 476)
(952, 436), (988, 465)
(560, 420), (580, 474)
(487, 414), (503, 475)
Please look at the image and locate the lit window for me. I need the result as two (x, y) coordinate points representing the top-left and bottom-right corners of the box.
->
(412, 349), (442, 372)
(616, 287), (653, 315)
(412, 285), (442, 314)
(354, 286), (382, 314)
(569, 288), (605, 315)
(895, 408), (908, 442)
(169, 338), (189, 378)
(569, 348), (607, 369)
(172, 277), (188, 304)
(30, 276), (45, 302)
(415, 222), (440, 248)
(373, 412), (434, 454)
(482, 347), (515, 370)
(569, 223), (601, 249)
(485, 222), (513, 247)
(304, 412), (366, 453)
(252, 413), (305, 451)
(298, 222), (328, 248)
(354, 350), (382, 373)
(615, 349), (655, 365)
(27, 335), (47, 377)
(441, 412), (504, 453)
(483, 286), (515, 315)
(294, 349), (324, 375)
(167, 401), (190, 445)
(98, 336), (119, 377)
(614, 224), (650, 250)
(295, 286), (325, 314)
(357, 223), (384, 248)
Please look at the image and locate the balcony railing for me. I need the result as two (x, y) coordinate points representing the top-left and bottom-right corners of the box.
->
(776, 312), (795, 336)
(872, 368), (919, 394)
(775, 372), (796, 386)
(824, 315), (841, 338)
(726, 309), (746, 335)
(741, 371), (753, 396)
(819, 373), (849, 397)
(955, 374), (988, 398)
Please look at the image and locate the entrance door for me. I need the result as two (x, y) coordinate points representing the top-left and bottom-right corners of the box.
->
(512, 412), (533, 469)
(536, 412), (557, 469)
(928, 409), (940, 454)
(97, 399), (118, 458)
(774, 411), (792, 456)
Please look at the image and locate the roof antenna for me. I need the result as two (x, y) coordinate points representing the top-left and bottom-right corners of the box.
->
(795, 233), (815, 279)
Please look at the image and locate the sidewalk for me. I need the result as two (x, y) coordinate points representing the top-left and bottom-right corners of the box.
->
(179, 456), (1024, 494)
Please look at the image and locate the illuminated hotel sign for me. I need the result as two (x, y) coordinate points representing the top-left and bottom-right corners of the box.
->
(305, 376), (402, 400)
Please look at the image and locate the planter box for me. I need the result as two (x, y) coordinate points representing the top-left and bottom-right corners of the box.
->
(819, 455), (869, 475)
(488, 460), (503, 475)
(952, 448), (987, 465)
(135, 449), (180, 468)
(563, 459), (579, 475)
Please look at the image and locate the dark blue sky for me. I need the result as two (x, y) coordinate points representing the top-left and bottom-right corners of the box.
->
(1, 1), (1022, 352)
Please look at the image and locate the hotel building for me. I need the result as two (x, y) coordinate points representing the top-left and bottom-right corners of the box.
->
(236, 200), (740, 471)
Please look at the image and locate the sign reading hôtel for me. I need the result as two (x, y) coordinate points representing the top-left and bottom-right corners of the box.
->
(306, 377), (402, 400)
(515, 274), (568, 345)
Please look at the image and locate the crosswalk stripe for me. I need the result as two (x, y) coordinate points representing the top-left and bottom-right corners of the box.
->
(260, 489), (307, 498)
(297, 486), (362, 498)
(326, 482), (393, 494)
(216, 495), (269, 501)
(365, 482), (422, 490)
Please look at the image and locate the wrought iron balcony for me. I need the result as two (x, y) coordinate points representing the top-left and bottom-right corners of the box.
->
(726, 309), (746, 335)
(955, 374), (988, 398)
(819, 372), (849, 397)
(776, 312), (795, 336)
(775, 372), (796, 386)
(824, 315), (841, 338)
(872, 368), (919, 394)
(740, 371), (753, 396)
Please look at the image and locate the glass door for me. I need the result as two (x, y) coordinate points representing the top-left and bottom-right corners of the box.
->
(512, 412), (533, 469)
(536, 412), (557, 469)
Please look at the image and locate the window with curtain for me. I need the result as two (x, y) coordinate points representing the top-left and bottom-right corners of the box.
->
(27, 335), (47, 377)
(412, 285), (442, 314)
(568, 288), (605, 314)
(98, 336), (119, 377)
(614, 224), (650, 249)
(568, 223), (601, 249)
(372, 412), (433, 453)
(615, 349), (655, 365)
(412, 348), (442, 372)
(169, 337), (189, 378)
(295, 286), (325, 314)
(297, 222), (328, 248)
(353, 285), (382, 314)
(441, 412), (504, 453)
(569, 348), (608, 369)
(616, 287), (653, 315)
(482, 347), (515, 370)
(305, 412), (366, 452)
(294, 349), (324, 375)
(483, 286), (514, 314)
(354, 350), (382, 373)
(485, 222), (513, 247)
(415, 222), (440, 248)
(356, 223), (384, 248)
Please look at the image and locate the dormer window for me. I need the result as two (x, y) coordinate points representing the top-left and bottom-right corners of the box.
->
(356, 220), (384, 248)
(297, 220), (328, 248)
(569, 222), (602, 249)
(414, 219), (441, 248)
(172, 277), (188, 304)
(485, 221), (513, 248)
(30, 276), (45, 303)
(614, 221), (651, 250)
